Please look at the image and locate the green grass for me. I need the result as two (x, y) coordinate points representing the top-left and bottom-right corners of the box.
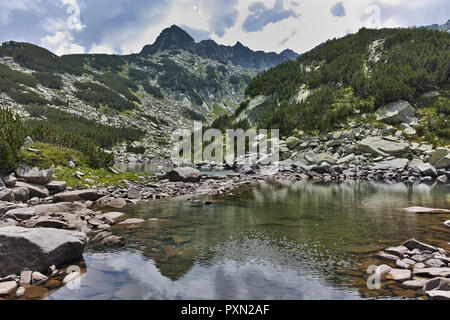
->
(17, 142), (88, 169)
(54, 167), (156, 189)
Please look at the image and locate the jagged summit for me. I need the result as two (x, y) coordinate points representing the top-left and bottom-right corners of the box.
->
(141, 25), (195, 55)
(140, 25), (298, 71)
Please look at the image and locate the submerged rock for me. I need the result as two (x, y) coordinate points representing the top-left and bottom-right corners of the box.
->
(0, 226), (87, 277)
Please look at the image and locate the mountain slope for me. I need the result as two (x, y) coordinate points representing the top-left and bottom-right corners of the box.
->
(424, 19), (450, 32)
(0, 26), (298, 155)
(233, 27), (449, 145)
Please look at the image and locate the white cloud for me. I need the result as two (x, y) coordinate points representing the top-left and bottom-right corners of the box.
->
(1, 0), (449, 55)
(40, 30), (85, 55)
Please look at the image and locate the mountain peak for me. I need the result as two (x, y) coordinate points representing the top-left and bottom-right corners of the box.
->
(140, 25), (195, 55)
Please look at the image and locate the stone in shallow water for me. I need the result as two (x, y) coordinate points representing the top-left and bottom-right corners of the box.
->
(118, 218), (145, 225)
(402, 238), (438, 252)
(376, 251), (399, 261)
(386, 246), (408, 257)
(404, 206), (450, 214)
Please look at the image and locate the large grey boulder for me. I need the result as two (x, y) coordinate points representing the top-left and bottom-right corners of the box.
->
(53, 189), (101, 202)
(0, 226), (87, 277)
(158, 167), (203, 183)
(15, 181), (49, 198)
(357, 136), (410, 157)
(375, 100), (416, 125)
(16, 165), (55, 185)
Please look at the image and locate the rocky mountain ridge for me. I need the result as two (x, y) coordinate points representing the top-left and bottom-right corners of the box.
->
(0, 25), (298, 157)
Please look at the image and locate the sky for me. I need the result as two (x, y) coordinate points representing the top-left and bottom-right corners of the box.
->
(0, 0), (449, 56)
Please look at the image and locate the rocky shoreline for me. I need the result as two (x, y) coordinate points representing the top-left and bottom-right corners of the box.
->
(0, 163), (449, 300)
(370, 239), (450, 300)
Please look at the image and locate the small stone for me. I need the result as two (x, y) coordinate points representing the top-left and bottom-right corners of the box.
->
(411, 255), (426, 262)
(402, 278), (428, 289)
(386, 269), (411, 281)
(376, 251), (399, 261)
(118, 218), (145, 225)
(396, 259), (410, 269)
(386, 246), (408, 257)
(107, 198), (127, 209)
(425, 258), (446, 268)
(16, 286), (25, 297)
(19, 270), (32, 285)
(31, 271), (48, 285)
(63, 272), (81, 284)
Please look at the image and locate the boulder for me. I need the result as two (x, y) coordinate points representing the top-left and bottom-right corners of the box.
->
(429, 148), (449, 165)
(106, 198), (127, 209)
(15, 181), (49, 198)
(0, 226), (87, 277)
(435, 154), (450, 170)
(413, 268), (450, 278)
(46, 181), (67, 192)
(0, 188), (14, 202)
(286, 137), (301, 150)
(158, 167), (202, 183)
(24, 136), (34, 148)
(386, 269), (411, 281)
(375, 100), (416, 125)
(424, 277), (450, 300)
(53, 189), (101, 202)
(337, 154), (355, 165)
(357, 137), (410, 157)
(306, 153), (337, 165)
(10, 187), (30, 202)
(15, 165), (55, 185)
(0, 281), (17, 296)
(413, 163), (438, 178)
(402, 238), (438, 252)
(2, 174), (16, 188)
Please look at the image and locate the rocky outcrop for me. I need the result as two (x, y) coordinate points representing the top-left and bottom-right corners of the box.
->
(375, 100), (416, 125)
(158, 167), (203, 183)
(0, 226), (87, 277)
(15, 165), (55, 185)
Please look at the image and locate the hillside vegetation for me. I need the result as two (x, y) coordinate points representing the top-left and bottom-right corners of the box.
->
(243, 28), (450, 141)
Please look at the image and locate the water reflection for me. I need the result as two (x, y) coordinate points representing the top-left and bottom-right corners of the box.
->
(47, 181), (449, 300)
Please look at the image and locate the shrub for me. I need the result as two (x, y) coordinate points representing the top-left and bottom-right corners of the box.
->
(0, 108), (26, 174)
